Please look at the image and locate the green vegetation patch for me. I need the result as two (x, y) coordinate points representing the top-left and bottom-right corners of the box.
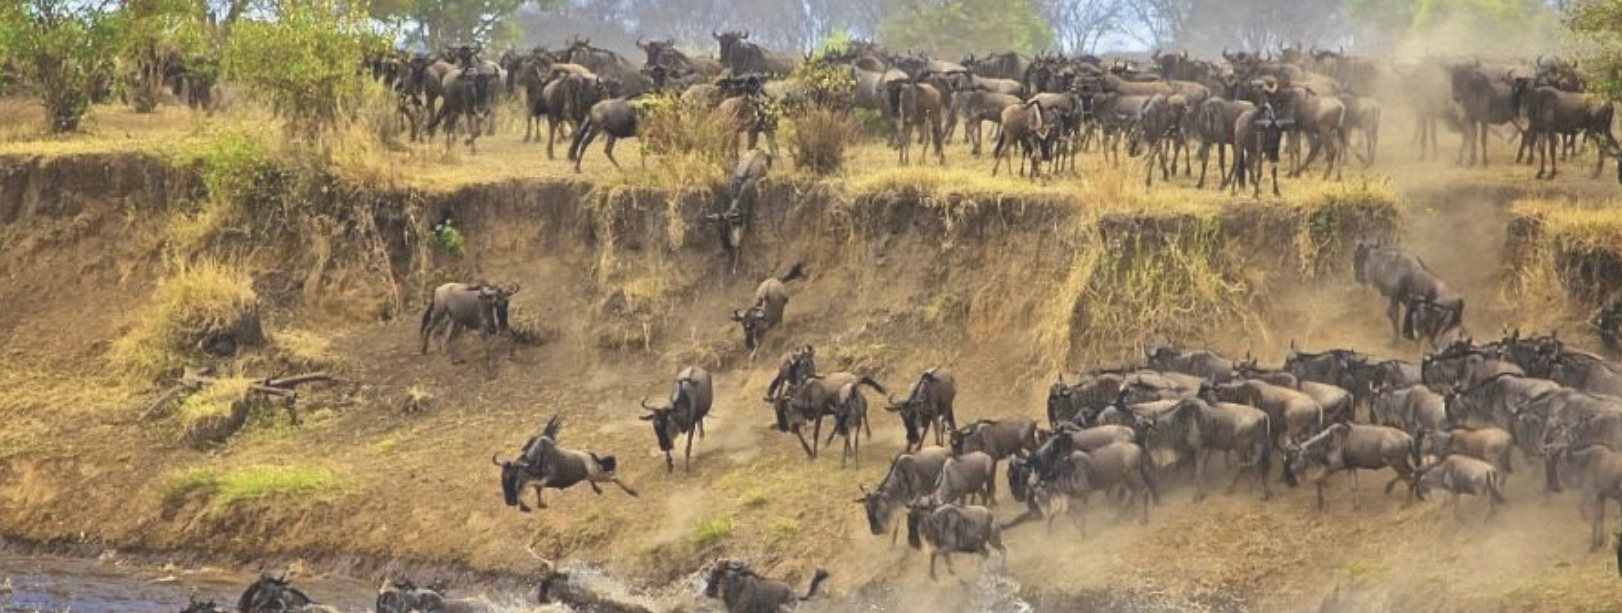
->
(689, 515), (736, 548)
(168, 464), (346, 509)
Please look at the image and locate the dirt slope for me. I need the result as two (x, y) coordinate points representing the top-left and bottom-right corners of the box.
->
(0, 150), (1619, 613)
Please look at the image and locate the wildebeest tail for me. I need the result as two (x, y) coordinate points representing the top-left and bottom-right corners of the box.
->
(800, 568), (831, 601)
(419, 299), (437, 338)
(779, 263), (807, 283)
(856, 374), (887, 396)
(591, 452), (618, 474)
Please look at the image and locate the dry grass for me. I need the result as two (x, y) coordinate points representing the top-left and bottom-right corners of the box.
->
(273, 328), (341, 369)
(109, 260), (259, 380)
(1504, 198), (1622, 331)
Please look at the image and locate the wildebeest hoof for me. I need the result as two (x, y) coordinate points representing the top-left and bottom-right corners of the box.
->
(519, 505), (532, 513)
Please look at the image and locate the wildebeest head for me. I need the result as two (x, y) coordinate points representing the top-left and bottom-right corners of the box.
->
(904, 498), (941, 549)
(493, 451), (529, 506)
(476, 284), (520, 335)
(238, 572), (310, 613)
(180, 596), (230, 613)
(1045, 376), (1077, 427)
(639, 396), (679, 453)
(730, 302), (769, 350)
(855, 483), (895, 535)
(702, 559), (749, 599)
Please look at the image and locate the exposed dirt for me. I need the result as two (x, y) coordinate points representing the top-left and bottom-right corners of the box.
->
(2, 134), (1621, 613)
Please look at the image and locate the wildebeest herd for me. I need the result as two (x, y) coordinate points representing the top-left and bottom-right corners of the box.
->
(390, 225), (1622, 613)
(361, 37), (1622, 199)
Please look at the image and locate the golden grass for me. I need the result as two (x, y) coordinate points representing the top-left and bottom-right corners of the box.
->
(109, 260), (258, 380)
(1504, 198), (1622, 331)
(174, 375), (253, 426)
(273, 328), (340, 368)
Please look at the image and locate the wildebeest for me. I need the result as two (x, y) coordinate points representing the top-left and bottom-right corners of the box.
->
(712, 31), (799, 77)
(1421, 343), (1525, 390)
(887, 80), (946, 165)
(376, 579), (489, 613)
(731, 263), (806, 356)
(934, 450), (997, 505)
(1418, 426), (1515, 475)
(708, 149), (772, 275)
(1147, 397), (1274, 500)
(703, 560), (830, 613)
(951, 418), (1039, 477)
(1546, 443), (1622, 549)
(1137, 93), (1189, 187)
(1372, 383), (1449, 435)
(1413, 454), (1508, 522)
(887, 368), (958, 451)
(1447, 62), (1521, 167)
(1549, 351), (1622, 398)
(1228, 95), (1285, 198)
(1146, 344), (1234, 381)
(713, 84), (779, 160)
(778, 372), (884, 460)
(944, 87), (1022, 155)
(1283, 423), (1420, 510)
(237, 573), (312, 613)
(1445, 372), (1561, 434)
(857, 446), (952, 543)
(569, 97), (640, 173)
(493, 415), (639, 512)
(905, 500), (1008, 581)
(1353, 241), (1464, 345)
(1009, 431), (1158, 532)
(765, 345), (815, 409)
(1521, 85), (1618, 180)
(1208, 379), (1324, 450)
(538, 69), (603, 159)
(419, 283), (519, 364)
(1193, 97), (1254, 189)
(991, 100), (1053, 178)
(425, 65), (498, 154)
(639, 366), (714, 472)
(178, 596), (230, 613)
(1338, 95), (1381, 167)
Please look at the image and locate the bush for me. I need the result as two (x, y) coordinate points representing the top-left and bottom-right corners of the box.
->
(119, 0), (209, 113)
(789, 107), (856, 175)
(110, 260), (260, 380)
(223, 0), (385, 140)
(1, 1), (124, 133)
(636, 92), (732, 165)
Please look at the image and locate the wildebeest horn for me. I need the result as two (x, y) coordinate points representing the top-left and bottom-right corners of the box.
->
(491, 453), (504, 466)
(507, 283), (521, 295)
(640, 396), (656, 410)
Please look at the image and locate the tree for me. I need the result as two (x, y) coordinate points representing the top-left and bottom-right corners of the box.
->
(0, 1), (125, 133)
(120, 0), (209, 112)
(878, 0), (1053, 58)
(1346, 0), (1557, 57)
(1041, 0), (1124, 55)
(1570, 0), (1622, 98)
(371, 0), (554, 48)
(224, 0), (385, 140)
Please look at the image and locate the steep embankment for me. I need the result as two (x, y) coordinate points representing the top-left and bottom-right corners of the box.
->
(1, 151), (1617, 612)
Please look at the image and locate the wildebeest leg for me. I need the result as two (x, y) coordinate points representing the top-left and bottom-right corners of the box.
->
(602, 136), (622, 169)
(1348, 468), (1364, 510)
(604, 476), (639, 497)
(444, 322), (465, 364)
(683, 428), (696, 471)
(1195, 448), (1211, 502)
(1315, 475), (1328, 511)
(793, 426), (817, 458)
(1386, 298), (1403, 340)
(532, 484), (548, 510)
(1593, 497), (1608, 551)
(928, 552), (940, 581)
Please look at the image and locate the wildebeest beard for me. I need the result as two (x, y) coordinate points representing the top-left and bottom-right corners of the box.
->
(650, 412), (675, 452)
(901, 410), (921, 444)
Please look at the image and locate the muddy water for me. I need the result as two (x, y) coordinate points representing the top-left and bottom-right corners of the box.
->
(0, 551), (1051, 613)
(0, 553), (381, 613)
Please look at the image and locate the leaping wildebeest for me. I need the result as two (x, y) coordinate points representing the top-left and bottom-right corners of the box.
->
(731, 263), (806, 357)
(703, 559), (830, 613)
(1353, 241), (1464, 346)
(419, 282), (520, 365)
(493, 414), (639, 512)
(640, 366), (714, 472)
(887, 367), (959, 451)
